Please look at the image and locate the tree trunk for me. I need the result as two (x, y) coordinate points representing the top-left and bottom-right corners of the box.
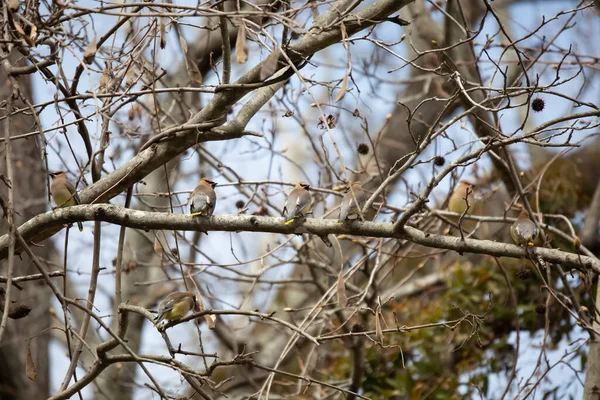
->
(0, 50), (53, 399)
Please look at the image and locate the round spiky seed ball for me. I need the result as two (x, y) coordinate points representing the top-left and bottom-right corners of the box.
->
(531, 97), (545, 112)
(235, 200), (245, 209)
(434, 156), (445, 166)
(357, 143), (370, 155)
(535, 303), (547, 315)
(516, 267), (531, 280)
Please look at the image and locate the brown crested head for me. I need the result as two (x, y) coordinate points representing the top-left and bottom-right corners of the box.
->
(49, 170), (66, 178)
(298, 182), (310, 191)
(518, 209), (530, 219)
(201, 177), (218, 188)
(459, 180), (475, 189)
(344, 181), (362, 192)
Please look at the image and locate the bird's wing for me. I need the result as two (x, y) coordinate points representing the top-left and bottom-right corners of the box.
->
(190, 193), (210, 214)
(339, 195), (351, 221)
(65, 180), (81, 204)
(283, 192), (297, 217)
(293, 191), (311, 217)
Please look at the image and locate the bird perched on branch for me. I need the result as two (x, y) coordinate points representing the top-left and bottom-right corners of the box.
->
(510, 209), (539, 247)
(448, 180), (475, 215)
(282, 182), (311, 225)
(49, 170), (84, 232)
(337, 181), (366, 224)
(190, 177), (218, 216)
(155, 291), (197, 325)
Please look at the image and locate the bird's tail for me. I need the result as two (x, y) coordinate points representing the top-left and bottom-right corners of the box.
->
(77, 221), (83, 232)
(190, 211), (205, 217)
(336, 220), (344, 225)
(284, 218), (295, 225)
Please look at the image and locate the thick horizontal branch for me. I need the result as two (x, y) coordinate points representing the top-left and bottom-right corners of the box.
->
(0, 204), (598, 273)
(3, 0), (415, 258)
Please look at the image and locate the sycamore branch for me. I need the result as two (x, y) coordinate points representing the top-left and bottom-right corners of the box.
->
(0, 204), (597, 273)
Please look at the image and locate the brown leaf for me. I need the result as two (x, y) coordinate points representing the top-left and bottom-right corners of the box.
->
(185, 56), (202, 83)
(84, 37), (97, 65)
(28, 25), (37, 45)
(160, 17), (166, 49)
(260, 47), (280, 81)
(175, 27), (201, 82)
(13, 20), (25, 37)
(26, 341), (37, 381)
(335, 73), (348, 103)
(375, 309), (384, 344)
(235, 24), (248, 64)
(178, 32), (188, 55)
(204, 314), (216, 329)
(340, 23), (349, 50)
(337, 270), (347, 307)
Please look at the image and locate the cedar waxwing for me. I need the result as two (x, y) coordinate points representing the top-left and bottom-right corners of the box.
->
(155, 291), (197, 325)
(510, 209), (539, 247)
(49, 171), (83, 232)
(189, 177), (217, 216)
(448, 180), (475, 214)
(282, 182), (312, 225)
(337, 181), (366, 224)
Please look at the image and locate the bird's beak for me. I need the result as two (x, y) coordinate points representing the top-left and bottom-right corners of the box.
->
(48, 172), (56, 178)
(212, 182), (218, 188)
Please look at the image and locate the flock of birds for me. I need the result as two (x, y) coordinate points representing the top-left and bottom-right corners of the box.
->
(48, 172), (540, 324)
(188, 177), (366, 225)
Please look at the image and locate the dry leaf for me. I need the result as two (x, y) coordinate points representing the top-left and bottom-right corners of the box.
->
(235, 24), (248, 64)
(337, 270), (347, 307)
(13, 20), (25, 37)
(375, 309), (384, 344)
(178, 33), (188, 55)
(26, 341), (37, 381)
(204, 314), (216, 329)
(340, 23), (349, 50)
(84, 37), (97, 65)
(185, 56), (202, 83)
(28, 25), (37, 45)
(160, 17), (166, 49)
(335, 73), (348, 103)
(260, 47), (280, 81)
(175, 30), (200, 82)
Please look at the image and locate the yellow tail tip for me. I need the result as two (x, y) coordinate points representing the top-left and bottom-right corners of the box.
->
(284, 218), (295, 225)
(527, 242), (534, 247)
(336, 221), (344, 225)
(190, 211), (204, 217)
(79, 228), (83, 232)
